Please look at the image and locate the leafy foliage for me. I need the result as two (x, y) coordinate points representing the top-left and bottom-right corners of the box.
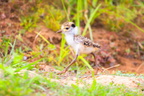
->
(20, 3), (65, 32)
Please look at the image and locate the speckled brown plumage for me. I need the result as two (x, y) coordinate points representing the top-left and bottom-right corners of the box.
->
(74, 35), (101, 48)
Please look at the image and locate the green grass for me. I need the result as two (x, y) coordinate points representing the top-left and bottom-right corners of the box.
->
(0, 65), (143, 96)
(59, 82), (143, 96)
(114, 71), (144, 79)
(63, 0), (144, 33)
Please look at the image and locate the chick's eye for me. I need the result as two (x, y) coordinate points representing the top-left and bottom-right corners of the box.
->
(66, 27), (69, 30)
(71, 24), (75, 27)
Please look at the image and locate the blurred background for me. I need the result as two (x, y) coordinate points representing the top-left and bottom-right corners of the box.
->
(0, 0), (144, 95)
(1, 0), (144, 72)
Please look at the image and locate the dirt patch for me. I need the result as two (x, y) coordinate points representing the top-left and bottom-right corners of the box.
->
(90, 28), (144, 74)
(16, 68), (144, 89)
(36, 65), (144, 90)
(55, 74), (144, 89)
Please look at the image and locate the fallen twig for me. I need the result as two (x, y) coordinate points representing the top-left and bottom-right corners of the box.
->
(136, 62), (144, 72)
(103, 64), (120, 73)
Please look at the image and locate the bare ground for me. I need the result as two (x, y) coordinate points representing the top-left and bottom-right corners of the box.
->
(16, 65), (144, 91)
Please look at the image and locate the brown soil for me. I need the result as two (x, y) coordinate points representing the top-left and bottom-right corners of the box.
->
(91, 28), (144, 74)
(51, 74), (144, 89)
(17, 68), (144, 90)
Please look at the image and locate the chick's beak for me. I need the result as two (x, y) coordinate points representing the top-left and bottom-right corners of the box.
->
(56, 30), (62, 33)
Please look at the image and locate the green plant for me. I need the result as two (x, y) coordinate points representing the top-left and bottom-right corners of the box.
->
(98, 0), (144, 32)
(0, 64), (57, 96)
(20, 3), (66, 32)
(20, 16), (38, 31)
(64, 0), (101, 39)
(58, 79), (143, 96)
(62, 0), (144, 33)
(57, 34), (70, 66)
(42, 5), (65, 31)
(114, 71), (144, 79)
